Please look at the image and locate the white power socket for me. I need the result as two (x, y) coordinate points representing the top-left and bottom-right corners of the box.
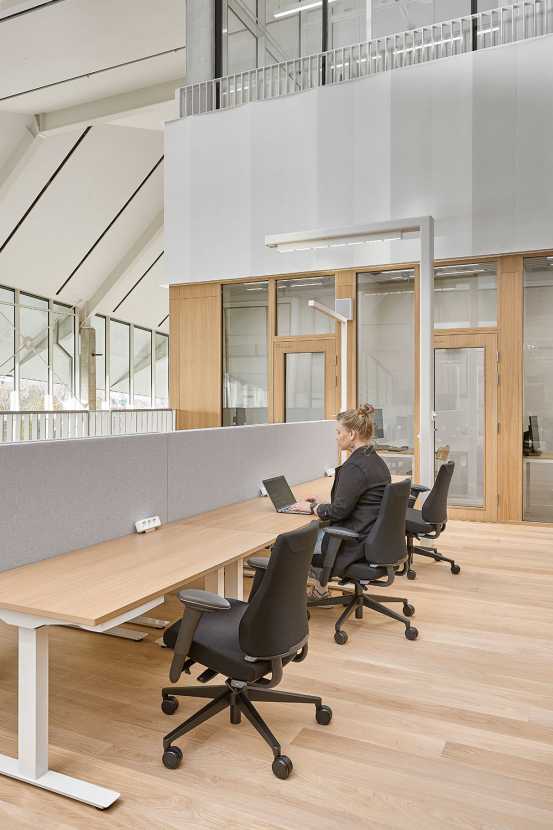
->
(135, 516), (161, 534)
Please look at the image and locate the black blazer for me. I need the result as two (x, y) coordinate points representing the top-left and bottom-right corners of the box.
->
(316, 446), (391, 570)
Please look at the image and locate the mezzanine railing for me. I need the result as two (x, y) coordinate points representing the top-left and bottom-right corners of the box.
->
(179, 0), (553, 118)
(0, 409), (175, 444)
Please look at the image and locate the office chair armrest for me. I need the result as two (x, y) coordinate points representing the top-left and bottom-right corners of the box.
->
(246, 555), (270, 571)
(176, 588), (231, 613)
(323, 527), (361, 540)
(169, 590), (231, 683)
(408, 483), (430, 508)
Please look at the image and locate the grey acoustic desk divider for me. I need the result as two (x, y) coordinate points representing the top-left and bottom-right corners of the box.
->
(0, 420), (336, 572)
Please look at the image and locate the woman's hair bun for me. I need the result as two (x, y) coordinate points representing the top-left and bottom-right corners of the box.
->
(336, 403), (375, 441)
(357, 403), (375, 416)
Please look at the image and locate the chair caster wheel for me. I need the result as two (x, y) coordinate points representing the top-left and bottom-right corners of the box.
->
(162, 745), (183, 769)
(334, 630), (348, 645)
(272, 755), (293, 780)
(407, 570), (417, 580)
(405, 626), (419, 641)
(315, 704), (333, 726)
(403, 603), (415, 617)
(161, 696), (179, 715)
(451, 563), (461, 575)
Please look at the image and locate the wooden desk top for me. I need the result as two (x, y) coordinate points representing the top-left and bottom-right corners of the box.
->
(0, 478), (332, 628)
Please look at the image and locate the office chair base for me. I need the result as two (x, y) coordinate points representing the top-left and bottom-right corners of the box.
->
(309, 585), (418, 643)
(415, 545), (461, 574)
(161, 680), (331, 778)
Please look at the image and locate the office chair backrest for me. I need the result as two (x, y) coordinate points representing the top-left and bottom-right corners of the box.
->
(239, 521), (319, 659)
(421, 461), (455, 526)
(363, 478), (411, 565)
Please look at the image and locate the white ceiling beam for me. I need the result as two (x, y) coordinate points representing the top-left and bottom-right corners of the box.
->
(0, 119), (40, 203)
(36, 78), (184, 135)
(80, 211), (163, 324)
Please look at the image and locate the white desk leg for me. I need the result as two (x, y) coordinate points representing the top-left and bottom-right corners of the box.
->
(225, 560), (244, 601)
(18, 627), (48, 779)
(0, 624), (119, 809)
(204, 567), (225, 596)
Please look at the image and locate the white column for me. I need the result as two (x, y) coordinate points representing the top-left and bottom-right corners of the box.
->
(419, 217), (435, 488)
(18, 627), (48, 780)
(225, 560), (244, 600)
(185, 0), (215, 83)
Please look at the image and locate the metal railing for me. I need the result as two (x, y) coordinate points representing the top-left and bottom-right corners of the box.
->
(179, 0), (553, 118)
(0, 409), (176, 444)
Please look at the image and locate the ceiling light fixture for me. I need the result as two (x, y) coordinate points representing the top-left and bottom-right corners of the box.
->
(273, 0), (338, 20)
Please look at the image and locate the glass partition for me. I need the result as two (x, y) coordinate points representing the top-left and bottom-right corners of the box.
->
(109, 320), (130, 408)
(92, 315), (106, 407)
(223, 281), (269, 425)
(523, 256), (553, 521)
(155, 333), (169, 408)
(277, 276), (335, 336)
(52, 302), (75, 408)
(357, 269), (415, 475)
(133, 327), (152, 407)
(434, 262), (497, 329)
(20, 293), (49, 410)
(0, 287), (15, 410)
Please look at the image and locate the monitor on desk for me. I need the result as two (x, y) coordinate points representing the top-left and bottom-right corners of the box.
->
(530, 415), (541, 453)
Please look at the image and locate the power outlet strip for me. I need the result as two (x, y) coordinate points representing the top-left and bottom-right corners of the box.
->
(135, 516), (161, 534)
(325, 467), (335, 477)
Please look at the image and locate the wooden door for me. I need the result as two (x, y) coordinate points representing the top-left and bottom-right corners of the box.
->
(433, 331), (498, 521)
(273, 336), (337, 424)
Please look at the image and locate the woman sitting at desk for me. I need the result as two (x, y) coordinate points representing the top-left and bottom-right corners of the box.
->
(291, 403), (391, 601)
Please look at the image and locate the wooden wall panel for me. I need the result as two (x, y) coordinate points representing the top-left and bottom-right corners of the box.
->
(170, 284), (222, 429)
(497, 255), (524, 521)
(335, 270), (356, 409)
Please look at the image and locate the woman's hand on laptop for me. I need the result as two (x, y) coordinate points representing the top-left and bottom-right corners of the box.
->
(289, 500), (316, 514)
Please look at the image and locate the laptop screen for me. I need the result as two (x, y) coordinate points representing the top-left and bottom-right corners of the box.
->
(263, 476), (296, 511)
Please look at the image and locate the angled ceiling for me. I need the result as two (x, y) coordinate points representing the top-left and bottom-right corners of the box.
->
(0, 0), (186, 331)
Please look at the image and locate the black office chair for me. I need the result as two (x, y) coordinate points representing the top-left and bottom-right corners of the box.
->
(404, 460), (458, 580)
(160, 521), (332, 780)
(308, 479), (418, 645)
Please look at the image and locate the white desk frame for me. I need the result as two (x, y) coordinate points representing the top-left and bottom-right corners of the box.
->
(0, 596), (162, 809)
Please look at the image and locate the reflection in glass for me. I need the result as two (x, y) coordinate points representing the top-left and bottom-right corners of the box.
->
(52, 303), (75, 408)
(434, 347), (484, 507)
(92, 316), (106, 407)
(223, 281), (268, 425)
(155, 333), (169, 408)
(20, 293), (49, 410)
(357, 270), (414, 458)
(133, 327), (152, 407)
(110, 320), (130, 408)
(434, 262), (497, 329)
(0, 287), (15, 410)
(277, 276), (335, 336)
(523, 256), (553, 521)
(285, 352), (324, 422)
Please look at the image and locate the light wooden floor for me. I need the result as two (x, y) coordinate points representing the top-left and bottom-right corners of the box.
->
(1, 520), (553, 829)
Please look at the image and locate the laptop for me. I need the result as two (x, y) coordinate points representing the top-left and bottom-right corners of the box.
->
(262, 476), (313, 514)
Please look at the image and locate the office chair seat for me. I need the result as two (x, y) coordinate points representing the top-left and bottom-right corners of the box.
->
(164, 598), (278, 683)
(405, 507), (434, 536)
(342, 561), (387, 582)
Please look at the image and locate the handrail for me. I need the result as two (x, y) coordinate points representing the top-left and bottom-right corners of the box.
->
(179, 0), (553, 118)
(0, 408), (176, 444)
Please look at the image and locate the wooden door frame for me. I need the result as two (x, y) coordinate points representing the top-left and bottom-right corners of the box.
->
(433, 330), (498, 522)
(273, 335), (338, 423)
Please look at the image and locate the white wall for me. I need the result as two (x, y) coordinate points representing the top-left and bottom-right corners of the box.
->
(165, 35), (553, 284)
